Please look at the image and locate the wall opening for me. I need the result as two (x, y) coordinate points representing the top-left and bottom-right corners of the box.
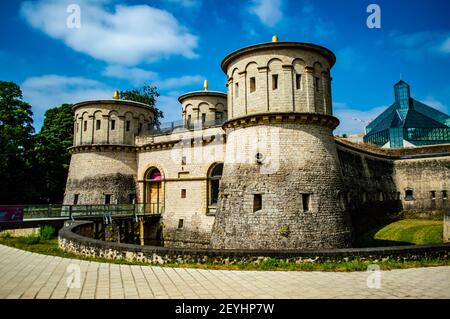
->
(129, 194), (136, 204)
(181, 156), (187, 165)
(73, 194), (79, 205)
(315, 77), (320, 92)
(443, 190), (448, 200)
(145, 167), (164, 214)
(235, 82), (239, 97)
(96, 120), (101, 130)
(83, 121), (87, 131)
(126, 121), (131, 132)
(405, 189), (414, 201)
(250, 77), (256, 93)
(104, 194), (112, 205)
(208, 163), (223, 209)
(178, 219), (184, 229)
(181, 189), (186, 198)
(253, 194), (262, 212)
(111, 120), (115, 130)
(302, 193), (310, 212)
(430, 191), (436, 200)
(202, 113), (206, 125)
(272, 74), (278, 90)
(296, 74), (302, 90)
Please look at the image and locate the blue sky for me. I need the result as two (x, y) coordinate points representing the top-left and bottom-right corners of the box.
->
(0, 0), (449, 134)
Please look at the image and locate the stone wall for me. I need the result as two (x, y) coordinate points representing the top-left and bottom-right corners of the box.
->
(59, 221), (450, 264)
(136, 127), (226, 248)
(445, 211), (450, 243)
(211, 122), (352, 250)
(64, 148), (137, 205)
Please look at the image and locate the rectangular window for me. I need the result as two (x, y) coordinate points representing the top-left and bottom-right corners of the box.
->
(405, 189), (414, 201)
(272, 74), (278, 90)
(315, 77), (320, 91)
(178, 219), (184, 229)
(235, 82), (239, 97)
(295, 74), (302, 90)
(111, 120), (116, 130)
(181, 189), (186, 198)
(181, 156), (187, 165)
(443, 190), (448, 200)
(253, 194), (262, 212)
(83, 121), (87, 131)
(129, 194), (136, 204)
(302, 193), (310, 212)
(139, 123), (143, 134)
(76, 123), (79, 133)
(73, 194), (79, 205)
(430, 191), (436, 200)
(202, 113), (206, 125)
(96, 119), (101, 130)
(126, 121), (131, 132)
(104, 194), (111, 205)
(187, 115), (191, 128)
(250, 77), (256, 92)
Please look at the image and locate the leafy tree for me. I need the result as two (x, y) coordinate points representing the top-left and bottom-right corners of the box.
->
(119, 84), (164, 128)
(34, 104), (74, 203)
(0, 81), (36, 204)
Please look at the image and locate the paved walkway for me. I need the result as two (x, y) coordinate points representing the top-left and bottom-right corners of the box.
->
(0, 245), (449, 299)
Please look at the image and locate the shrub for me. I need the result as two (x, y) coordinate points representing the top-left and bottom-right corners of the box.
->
(39, 225), (55, 240)
(23, 235), (41, 245)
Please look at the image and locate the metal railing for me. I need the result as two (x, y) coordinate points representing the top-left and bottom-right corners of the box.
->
(10, 204), (164, 221)
(144, 118), (225, 135)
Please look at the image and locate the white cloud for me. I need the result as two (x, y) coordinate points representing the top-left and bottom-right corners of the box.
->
(103, 65), (203, 89)
(439, 36), (450, 54)
(20, 0), (198, 65)
(333, 102), (388, 135)
(248, 0), (283, 27)
(421, 96), (448, 113)
(21, 74), (112, 129)
(103, 65), (158, 86)
(163, 0), (201, 8)
(388, 30), (450, 59)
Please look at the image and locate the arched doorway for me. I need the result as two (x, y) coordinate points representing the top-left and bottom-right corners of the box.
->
(207, 163), (223, 214)
(145, 167), (164, 214)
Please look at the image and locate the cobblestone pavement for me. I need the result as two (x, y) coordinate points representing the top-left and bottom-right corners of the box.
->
(0, 245), (449, 299)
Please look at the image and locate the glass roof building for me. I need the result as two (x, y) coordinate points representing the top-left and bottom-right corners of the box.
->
(364, 80), (450, 148)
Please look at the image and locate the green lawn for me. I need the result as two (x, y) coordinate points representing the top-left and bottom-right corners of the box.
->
(355, 219), (443, 247)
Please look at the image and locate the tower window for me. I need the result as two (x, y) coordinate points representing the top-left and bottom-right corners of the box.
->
(443, 190), (448, 200)
(253, 194), (262, 212)
(83, 121), (87, 131)
(296, 74), (302, 90)
(96, 120), (101, 130)
(187, 115), (191, 128)
(272, 74), (278, 90)
(139, 123), (143, 134)
(315, 77), (320, 91)
(126, 121), (131, 132)
(178, 219), (184, 229)
(404, 189), (414, 201)
(73, 194), (79, 205)
(202, 113), (206, 125)
(430, 191), (436, 200)
(181, 156), (187, 165)
(235, 82), (239, 97)
(111, 120), (116, 130)
(129, 194), (136, 204)
(181, 189), (186, 198)
(104, 194), (112, 205)
(250, 77), (256, 93)
(76, 123), (79, 133)
(302, 193), (310, 212)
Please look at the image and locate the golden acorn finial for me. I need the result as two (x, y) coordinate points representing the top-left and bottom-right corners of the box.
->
(113, 90), (120, 100)
(203, 80), (208, 91)
(272, 35), (279, 42)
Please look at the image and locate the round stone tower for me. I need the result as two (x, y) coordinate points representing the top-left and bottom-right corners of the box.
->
(210, 39), (352, 249)
(64, 93), (155, 205)
(178, 81), (227, 128)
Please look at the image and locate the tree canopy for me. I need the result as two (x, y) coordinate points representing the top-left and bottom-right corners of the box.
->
(119, 84), (164, 128)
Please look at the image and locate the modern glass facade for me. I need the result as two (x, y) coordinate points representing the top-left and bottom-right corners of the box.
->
(364, 80), (450, 148)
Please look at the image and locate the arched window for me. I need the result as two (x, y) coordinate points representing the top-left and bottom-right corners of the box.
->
(144, 167), (164, 214)
(208, 163), (223, 214)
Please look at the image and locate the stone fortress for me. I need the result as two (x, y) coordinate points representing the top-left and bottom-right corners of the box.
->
(64, 37), (450, 249)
